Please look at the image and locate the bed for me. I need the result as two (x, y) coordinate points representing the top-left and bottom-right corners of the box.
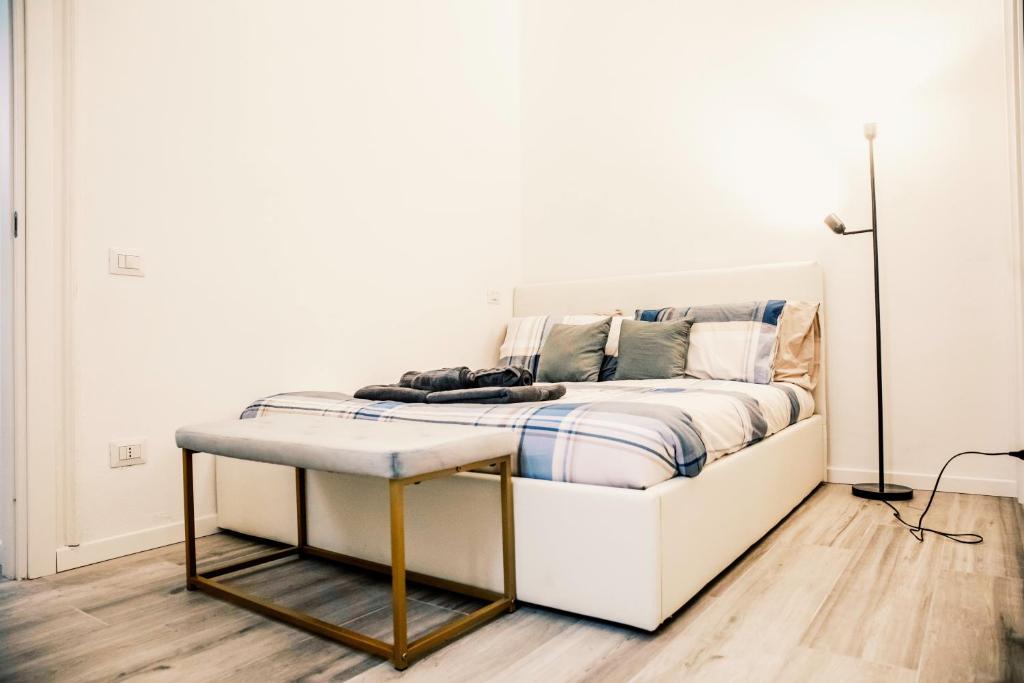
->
(240, 378), (814, 489)
(215, 261), (827, 630)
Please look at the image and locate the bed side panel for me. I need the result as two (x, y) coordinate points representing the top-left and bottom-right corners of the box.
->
(658, 416), (825, 621)
(216, 459), (664, 630)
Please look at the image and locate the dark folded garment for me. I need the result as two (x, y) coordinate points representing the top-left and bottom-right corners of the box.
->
(424, 384), (566, 405)
(399, 367), (474, 392)
(354, 385), (431, 403)
(470, 366), (534, 388)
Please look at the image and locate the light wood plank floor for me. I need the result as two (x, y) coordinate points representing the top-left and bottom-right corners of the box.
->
(1, 484), (1022, 682)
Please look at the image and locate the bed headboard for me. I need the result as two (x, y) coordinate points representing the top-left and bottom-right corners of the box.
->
(513, 260), (827, 418)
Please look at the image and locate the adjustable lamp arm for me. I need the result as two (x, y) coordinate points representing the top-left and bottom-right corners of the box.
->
(823, 123), (880, 237)
(823, 213), (873, 235)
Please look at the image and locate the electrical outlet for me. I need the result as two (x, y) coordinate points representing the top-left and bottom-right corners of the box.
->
(109, 439), (146, 468)
(486, 289), (502, 305)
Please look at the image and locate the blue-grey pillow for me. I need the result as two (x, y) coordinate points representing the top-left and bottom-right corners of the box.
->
(614, 317), (694, 380)
(537, 318), (611, 383)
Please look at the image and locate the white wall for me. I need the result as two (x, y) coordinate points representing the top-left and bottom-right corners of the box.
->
(521, 0), (1021, 495)
(52, 0), (521, 569)
(30, 0), (1024, 572)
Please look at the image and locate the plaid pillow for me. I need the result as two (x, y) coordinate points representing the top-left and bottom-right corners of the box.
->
(498, 315), (624, 379)
(635, 301), (785, 384)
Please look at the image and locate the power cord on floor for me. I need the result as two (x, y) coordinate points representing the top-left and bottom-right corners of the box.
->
(881, 450), (1024, 545)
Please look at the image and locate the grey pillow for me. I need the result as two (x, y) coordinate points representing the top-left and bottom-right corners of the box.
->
(537, 318), (611, 383)
(614, 317), (694, 380)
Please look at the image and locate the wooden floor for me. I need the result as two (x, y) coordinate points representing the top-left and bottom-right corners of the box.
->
(1, 484), (1022, 682)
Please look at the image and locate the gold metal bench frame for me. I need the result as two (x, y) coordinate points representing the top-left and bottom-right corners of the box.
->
(181, 449), (517, 670)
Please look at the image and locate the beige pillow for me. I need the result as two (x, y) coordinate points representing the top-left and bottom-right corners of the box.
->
(772, 302), (821, 390)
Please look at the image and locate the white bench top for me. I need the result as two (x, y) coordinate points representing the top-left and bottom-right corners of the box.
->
(175, 415), (517, 480)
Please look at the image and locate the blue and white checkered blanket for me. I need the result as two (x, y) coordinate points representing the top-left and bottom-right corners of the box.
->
(241, 378), (814, 490)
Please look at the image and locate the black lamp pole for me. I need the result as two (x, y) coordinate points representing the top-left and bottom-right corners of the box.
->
(824, 123), (913, 502)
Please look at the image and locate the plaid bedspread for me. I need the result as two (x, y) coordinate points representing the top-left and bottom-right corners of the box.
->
(240, 379), (814, 490)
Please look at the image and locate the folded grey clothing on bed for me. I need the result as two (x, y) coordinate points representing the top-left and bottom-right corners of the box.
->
(353, 385), (431, 403)
(400, 366), (535, 391)
(423, 383), (566, 405)
(470, 366), (534, 388)
(399, 367), (475, 391)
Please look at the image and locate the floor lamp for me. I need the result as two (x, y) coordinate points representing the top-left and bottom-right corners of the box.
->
(824, 123), (913, 501)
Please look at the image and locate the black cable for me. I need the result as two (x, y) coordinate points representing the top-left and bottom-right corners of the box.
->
(880, 450), (1021, 545)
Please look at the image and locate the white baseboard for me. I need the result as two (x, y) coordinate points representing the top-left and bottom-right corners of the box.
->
(828, 467), (1018, 498)
(56, 514), (219, 572)
(47, 461), (1024, 573)
(1018, 460), (1024, 504)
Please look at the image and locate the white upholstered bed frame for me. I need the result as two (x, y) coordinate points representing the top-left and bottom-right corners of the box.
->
(215, 261), (827, 630)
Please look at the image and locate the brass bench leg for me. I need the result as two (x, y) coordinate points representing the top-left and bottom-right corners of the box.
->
(296, 467), (308, 550)
(500, 457), (517, 611)
(182, 449), (197, 590)
(389, 479), (409, 670)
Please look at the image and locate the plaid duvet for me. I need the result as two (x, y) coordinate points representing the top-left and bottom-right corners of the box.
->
(240, 378), (813, 490)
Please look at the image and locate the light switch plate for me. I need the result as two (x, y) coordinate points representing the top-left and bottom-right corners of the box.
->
(486, 289), (502, 305)
(109, 249), (144, 277)
(109, 439), (146, 468)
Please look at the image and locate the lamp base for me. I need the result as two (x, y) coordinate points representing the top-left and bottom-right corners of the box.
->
(851, 482), (913, 501)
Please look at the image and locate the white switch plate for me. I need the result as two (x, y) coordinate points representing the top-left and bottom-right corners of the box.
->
(109, 249), (144, 277)
(109, 439), (146, 468)
(486, 289), (502, 305)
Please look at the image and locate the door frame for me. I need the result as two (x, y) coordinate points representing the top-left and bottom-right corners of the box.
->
(0, 0), (14, 579)
(0, 0), (78, 580)
(19, 0), (69, 578)
(1, 0), (27, 579)
(1007, 0), (1024, 504)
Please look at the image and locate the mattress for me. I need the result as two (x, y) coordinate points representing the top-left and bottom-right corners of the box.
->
(239, 378), (813, 490)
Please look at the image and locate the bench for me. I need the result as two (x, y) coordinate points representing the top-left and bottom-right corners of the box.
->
(175, 414), (518, 670)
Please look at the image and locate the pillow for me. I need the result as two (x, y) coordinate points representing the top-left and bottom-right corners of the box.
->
(772, 301), (821, 390)
(498, 314), (624, 377)
(536, 318), (611, 383)
(614, 318), (694, 380)
(635, 300), (785, 383)
(598, 314), (626, 380)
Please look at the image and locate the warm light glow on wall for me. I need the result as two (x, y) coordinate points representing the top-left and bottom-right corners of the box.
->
(697, 5), (962, 228)
(797, 6), (959, 129)
(706, 105), (842, 227)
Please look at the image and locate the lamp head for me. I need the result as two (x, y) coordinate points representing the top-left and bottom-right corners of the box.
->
(863, 122), (877, 140)
(824, 213), (846, 234)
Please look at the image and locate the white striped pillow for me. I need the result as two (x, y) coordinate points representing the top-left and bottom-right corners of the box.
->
(498, 315), (624, 379)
